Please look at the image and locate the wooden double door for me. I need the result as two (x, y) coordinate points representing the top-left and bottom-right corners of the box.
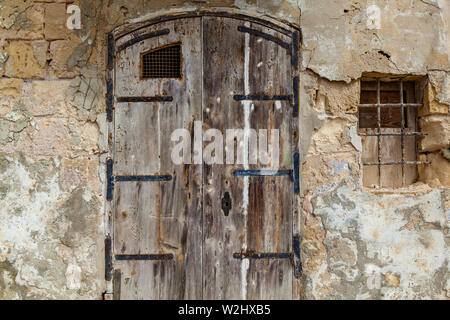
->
(107, 13), (300, 299)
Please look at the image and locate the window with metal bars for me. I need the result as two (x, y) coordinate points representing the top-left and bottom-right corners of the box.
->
(359, 78), (428, 188)
(141, 43), (182, 79)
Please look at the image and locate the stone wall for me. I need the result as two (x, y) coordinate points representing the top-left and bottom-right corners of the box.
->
(0, 0), (105, 299)
(299, 71), (449, 299)
(0, 0), (448, 299)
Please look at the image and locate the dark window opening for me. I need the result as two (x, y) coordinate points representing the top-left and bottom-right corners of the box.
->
(359, 106), (407, 128)
(358, 78), (427, 188)
(359, 81), (410, 128)
(141, 43), (182, 79)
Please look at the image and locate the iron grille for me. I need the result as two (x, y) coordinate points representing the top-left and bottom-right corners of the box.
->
(359, 79), (429, 187)
(141, 44), (181, 79)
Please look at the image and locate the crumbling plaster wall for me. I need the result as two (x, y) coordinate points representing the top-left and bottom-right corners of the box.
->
(0, 0), (448, 299)
(296, 0), (450, 299)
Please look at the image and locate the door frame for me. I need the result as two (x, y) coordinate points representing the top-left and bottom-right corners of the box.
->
(103, 9), (302, 298)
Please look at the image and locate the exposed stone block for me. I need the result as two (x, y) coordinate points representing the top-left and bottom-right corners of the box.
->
(0, 120), (11, 144)
(310, 119), (356, 153)
(428, 71), (450, 106)
(60, 157), (88, 191)
(44, 3), (68, 40)
(0, 0), (33, 29)
(419, 115), (450, 152)
(59, 156), (100, 194)
(0, 101), (32, 145)
(316, 78), (360, 116)
(418, 152), (450, 188)
(31, 119), (70, 156)
(49, 37), (84, 78)
(1, 4), (44, 40)
(0, 79), (23, 118)
(385, 272), (400, 287)
(303, 152), (360, 195)
(23, 80), (71, 116)
(67, 120), (100, 156)
(0, 78), (24, 98)
(419, 82), (449, 116)
(5, 41), (48, 79)
(66, 65), (104, 121)
(0, 52), (9, 77)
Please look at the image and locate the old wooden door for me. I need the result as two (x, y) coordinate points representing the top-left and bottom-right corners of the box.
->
(106, 13), (300, 300)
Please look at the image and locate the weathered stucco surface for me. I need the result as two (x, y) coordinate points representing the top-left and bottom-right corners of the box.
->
(303, 184), (449, 299)
(0, 0), (448, 299)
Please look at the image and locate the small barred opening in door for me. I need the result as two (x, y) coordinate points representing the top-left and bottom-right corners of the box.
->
(141, 43), (182, 79)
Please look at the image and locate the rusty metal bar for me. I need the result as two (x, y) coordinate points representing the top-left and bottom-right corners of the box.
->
(415, 82), (421, 180)
(363, 161), (430, 166)
(359, 103), (422, 108)
(237, 26), (291, 50)
(292, 31), (299, 67)
(106, 74), (114, 122)
(115, 175), (172, 182)
(293, 152), (300, 194)
(105, 237), (113, 281)
(107, 33), (115, 70)
(377, 79), (381, 187)
(359, 132), (425, 136)
(233, 170), (293, 176)
(116, 29), (170, 52)
(233, 252), (293, 259)
(233, 94), (292, 101)
(114, 11), (296, 41)
(293, 76), (299, 117)
(106, 158), (114, 201)
(400, 80), (406, 186)
(117, 96), (173, 103)
(107, 159), (171, 201)
(115, 254), (173, 261)
(293, 235), (302, 278)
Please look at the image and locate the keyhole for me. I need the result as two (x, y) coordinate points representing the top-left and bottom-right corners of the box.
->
(221, 192), (232, 216)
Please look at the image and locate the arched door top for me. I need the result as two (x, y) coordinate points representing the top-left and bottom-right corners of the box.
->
(112, 10), (300, 41)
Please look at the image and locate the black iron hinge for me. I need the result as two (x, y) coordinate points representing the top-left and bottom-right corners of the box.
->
(291, 31), (299, 68)
(233, 235), (302, 278)
(106, 158), (172, 201)
(293, 234), (302, 278)
(105, 236), (112, 281)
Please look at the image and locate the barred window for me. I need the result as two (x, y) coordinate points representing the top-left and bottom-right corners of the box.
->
(141, 43), (182, 79)
(359, 78), (427, 188)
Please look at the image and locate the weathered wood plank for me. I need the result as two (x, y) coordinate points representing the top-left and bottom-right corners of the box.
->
(114, 182), (161, 254)
(202, 17), (247, 299)
(114, 101), (160, 175)
(158, 17), (203, 299)
(246, 22), (293, 299)
(113, 18), (202, 299)
(202, 18), (294, 299)
(246, 176), (292, 299)
(114, 260), (176, 300)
